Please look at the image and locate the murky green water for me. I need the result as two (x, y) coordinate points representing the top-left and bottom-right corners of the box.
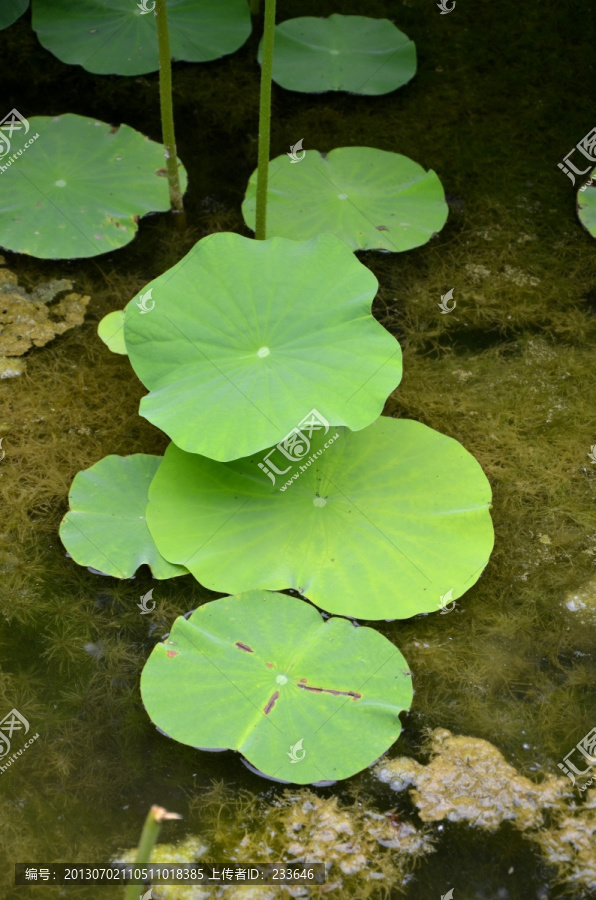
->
(1, 0), (596, 897)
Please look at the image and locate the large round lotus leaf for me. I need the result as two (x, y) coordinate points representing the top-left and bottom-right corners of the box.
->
(141, 591), (413, 783)
(258, 14), (416, 96)
(0, 114), (187, 259)
(98, 310), (127, 355)
(124, 231), (402, 461)
(60, 454), (187, 579)
(242, 147), (448, 252)
(578, 169), (596, 239)
(32, 0), (251, 76)
(146, 417), (494, 620)
(0, 0), (28, 30)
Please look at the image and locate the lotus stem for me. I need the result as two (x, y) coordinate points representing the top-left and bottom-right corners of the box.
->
(155, 0), (186, 230)
(255, 0), (276, 240)
(123, 805), (182, 900)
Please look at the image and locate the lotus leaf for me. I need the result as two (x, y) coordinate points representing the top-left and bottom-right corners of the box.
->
(124, 231), (402, 461)
(146, 417), (494, 619)
(0, 114), (187, 259)
(242, 147), (448, 252)
(98, 310), (127, 355)
(258, 14), (416, 96)
(0, 0), (28, 30)
(141, 591), (413, 783)
(32, 0), (252, 76)
(578, 169), (596, 239)
(60, 454), (187, 579)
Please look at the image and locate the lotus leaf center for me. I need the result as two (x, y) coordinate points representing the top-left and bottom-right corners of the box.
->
(313, 496), (327, 507)
(54, 180), (67, 187)
(257, 346), (270, 358)
(337, 193), (348, 200)
(276, 674), (288, 685)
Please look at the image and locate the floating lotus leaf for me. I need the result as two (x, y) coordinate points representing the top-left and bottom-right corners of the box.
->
(124, 231), (402, 461)
(32, 0), (252, 76)
(258, 14), (416, 96)
(60, 454), (187, 579)
(146, 417), (494, 619)
(242, 147), (448, 252)
(0, 114), (187, 259)
(578, 169), (596, 239)
(0, 0), (28, 30)
(141, 591), (413, 783)
(98, 310), (127, 355)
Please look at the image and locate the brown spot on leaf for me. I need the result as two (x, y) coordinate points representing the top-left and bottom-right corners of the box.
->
(166, 650), (179, 658)
(266, 662), (273, 668)
(155, 167), (168, 177)
(263, 690), (279, 715)
(297, 681), (361, 700)
(235, 641), (253, 653)
(376, 225), (389, 231)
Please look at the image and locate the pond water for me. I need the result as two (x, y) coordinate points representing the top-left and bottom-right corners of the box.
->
(1, 0), (596, 898)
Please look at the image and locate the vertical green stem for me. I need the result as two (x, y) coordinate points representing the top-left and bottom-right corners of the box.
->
(155, 0), (186, 230)
(255, 0), (276, 240)
(123, 806), (181, 900)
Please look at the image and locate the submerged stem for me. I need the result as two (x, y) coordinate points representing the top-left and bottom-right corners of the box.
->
(255, 0), (276, 240)
(155, 0), (186, 230)
(123, 806), (182, 900)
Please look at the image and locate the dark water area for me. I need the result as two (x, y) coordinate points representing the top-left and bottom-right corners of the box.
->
(1, 0), (596, 898)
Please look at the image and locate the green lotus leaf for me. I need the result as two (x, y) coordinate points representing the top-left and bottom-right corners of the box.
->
(98, 310), (127, 355)
(123, 231), (402, 461)
(258, 14), (416, 96)
(146, 417), (494, 619)
(32, 0), (252, 76)
(141, 591), (413, 783)
(578, 168), (596, 239)
(242, 147), (448, 252)
(60, 454), (187, 579)
(0, 114), (187, 259)
(0, 0), (28, 30)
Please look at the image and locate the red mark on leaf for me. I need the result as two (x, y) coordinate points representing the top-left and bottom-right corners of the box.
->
(266, 662), (273, 668)
(166, 650), (179, 658)
(263, 691), (279, 715)
(297, 681), (361, 700)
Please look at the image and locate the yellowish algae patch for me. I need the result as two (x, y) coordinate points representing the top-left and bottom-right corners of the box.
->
(375, 728), (570, 831)
(115, 790), (434, 899)
(376, 729), (596, 892)
(0, 259), (90, 376)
